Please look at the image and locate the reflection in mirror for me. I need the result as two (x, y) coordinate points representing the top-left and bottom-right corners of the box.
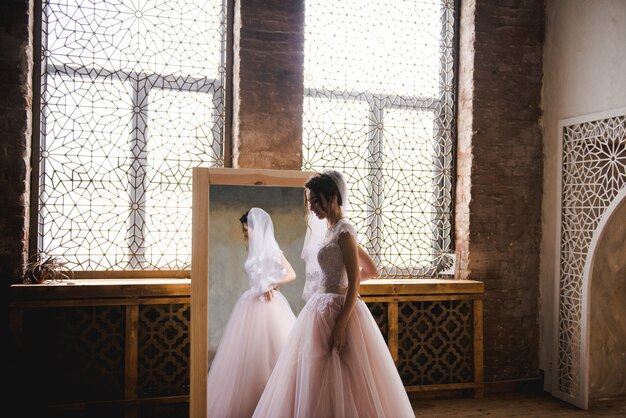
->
(208, 185), (307, 361)
(191, 167), (312, 418)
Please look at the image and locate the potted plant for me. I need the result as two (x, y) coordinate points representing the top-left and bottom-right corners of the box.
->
(24, 252), (73, 284)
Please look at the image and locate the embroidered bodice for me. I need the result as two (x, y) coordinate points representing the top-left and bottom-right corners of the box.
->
(315, 218), (357, 295)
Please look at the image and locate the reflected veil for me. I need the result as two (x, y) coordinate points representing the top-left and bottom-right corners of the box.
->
(245, 208), (287, 297)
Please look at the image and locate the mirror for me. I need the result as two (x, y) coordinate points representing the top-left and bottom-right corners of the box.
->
(190, 168), (312, 418)
(208, 184), (307, 357)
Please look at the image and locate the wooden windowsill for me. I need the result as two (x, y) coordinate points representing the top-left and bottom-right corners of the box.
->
(10, 278), (191, 302)
(360, 278), (484, 296)
(9, 277), (482, 302)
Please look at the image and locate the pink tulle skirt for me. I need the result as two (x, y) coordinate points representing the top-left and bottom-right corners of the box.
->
(252, 293), (415, 418)
(207, 289), (296, 418)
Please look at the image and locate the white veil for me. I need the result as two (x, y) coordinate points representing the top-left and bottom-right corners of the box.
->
(322, 168), (349, 210)
(244, 208), (286, 297)
(301, 169), (349, 301)
(301, 211), (326, 301)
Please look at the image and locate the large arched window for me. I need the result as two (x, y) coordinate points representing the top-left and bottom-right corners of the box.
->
(303, 0), (457, 277)
(33, 0), (229, 270)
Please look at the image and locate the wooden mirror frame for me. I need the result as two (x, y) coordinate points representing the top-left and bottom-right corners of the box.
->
(190, 167), (313, 418)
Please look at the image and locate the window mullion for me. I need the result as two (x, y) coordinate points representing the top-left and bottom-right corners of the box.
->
(368, 93), (384, 270)
(432, 1), (456, 274)
(127, 73), (150, 269)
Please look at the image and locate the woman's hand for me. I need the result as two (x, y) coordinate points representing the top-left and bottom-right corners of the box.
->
(330, 322), (347, 353)
(263, 285), (279, 302)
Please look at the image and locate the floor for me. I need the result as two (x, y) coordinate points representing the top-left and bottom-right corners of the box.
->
(410, 392), (626, 417)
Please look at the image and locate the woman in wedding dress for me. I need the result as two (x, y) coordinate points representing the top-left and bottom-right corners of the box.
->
(252, 169), (414, 418)
(207, 207), (297, 418)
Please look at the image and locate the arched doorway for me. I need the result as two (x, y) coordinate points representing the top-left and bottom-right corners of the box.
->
(581, 187), (626, 407)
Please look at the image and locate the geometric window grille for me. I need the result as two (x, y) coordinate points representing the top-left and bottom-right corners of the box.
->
(302, 0), (456, 277)
(397, 300), (473, 386)
(555, 111), (626, 403)
(36, 0), (227, 270)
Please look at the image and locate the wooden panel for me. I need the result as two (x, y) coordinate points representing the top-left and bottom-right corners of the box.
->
(206, 167), (312, 187)
(137, 304), (190, 398)
(364, 282), (484, 398)
(190, 167), (315, 418)
(388, 301), (399, 365)
(125, 305), (139, 418)
(363, 294), (478, 303)
(18, 306), (126, 404)
(10, 279), (191, 301)
(474, 297), (485, 398)
(11, 297), (190, 309)
(405, 382), (480, 392)
(191, 167), (209, 418)
(360, 279), (484, 296)
(73, 270), (191, 279)
(9, 287), (191, 416)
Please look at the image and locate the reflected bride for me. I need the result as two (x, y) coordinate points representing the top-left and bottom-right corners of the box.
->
(207, 207), (296, 418)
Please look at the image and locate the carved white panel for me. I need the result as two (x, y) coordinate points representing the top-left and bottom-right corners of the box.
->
(554, 108), (626, 408)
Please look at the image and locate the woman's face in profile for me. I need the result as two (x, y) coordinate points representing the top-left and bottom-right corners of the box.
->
(306, 189), (330, 220)
(242, 222), (250, 241)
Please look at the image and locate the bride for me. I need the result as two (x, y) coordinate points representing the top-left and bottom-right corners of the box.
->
(207, 207), (297, 418)
(253, 169), (414, 418)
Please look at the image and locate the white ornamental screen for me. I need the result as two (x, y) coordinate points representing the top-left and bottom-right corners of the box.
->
(555, 108), (626, 407)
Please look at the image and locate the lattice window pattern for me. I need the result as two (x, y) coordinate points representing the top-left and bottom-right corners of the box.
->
(303, 0), (456, 277)
(37, 0), (227, 270)
(397, 300), (473, 385)
(21, 307), (126, 403)
(366, 301), (389, 344)
(557, 114), (626, 396)
(138, 304), (190, 397)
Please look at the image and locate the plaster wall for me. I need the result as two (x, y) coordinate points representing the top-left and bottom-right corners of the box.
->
(540, 0), (626, 390)
(589, 199), (626, 401)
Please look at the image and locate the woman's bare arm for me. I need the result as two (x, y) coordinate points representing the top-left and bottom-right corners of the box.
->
(357, 245), (378, 281)
(276, 253), (296, 285)
(263, 253), (296, 301)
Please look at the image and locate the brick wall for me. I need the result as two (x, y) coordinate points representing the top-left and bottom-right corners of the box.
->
(2, 0), (545, 385)
(460, 0), (545, 382)
(0, 0), (32, 283)
(234, 0), (304, 169)
(1, 0), (33, 411)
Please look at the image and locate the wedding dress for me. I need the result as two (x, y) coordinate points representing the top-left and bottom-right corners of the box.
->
(207, 208), (296, 418)
(252, 182), (414, 418)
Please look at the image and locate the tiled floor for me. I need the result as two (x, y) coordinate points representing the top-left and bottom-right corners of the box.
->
(410, 392), (626, 417)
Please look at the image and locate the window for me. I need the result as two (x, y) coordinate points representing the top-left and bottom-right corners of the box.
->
(303, 0), (456, 277)
(34, 0), (229, 270)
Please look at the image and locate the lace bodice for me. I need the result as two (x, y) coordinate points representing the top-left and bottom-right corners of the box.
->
(315, 218), (357, 295)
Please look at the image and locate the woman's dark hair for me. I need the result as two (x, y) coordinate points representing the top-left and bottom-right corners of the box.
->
(304, 172), (342, 207)
(239, 211), (249, 224)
